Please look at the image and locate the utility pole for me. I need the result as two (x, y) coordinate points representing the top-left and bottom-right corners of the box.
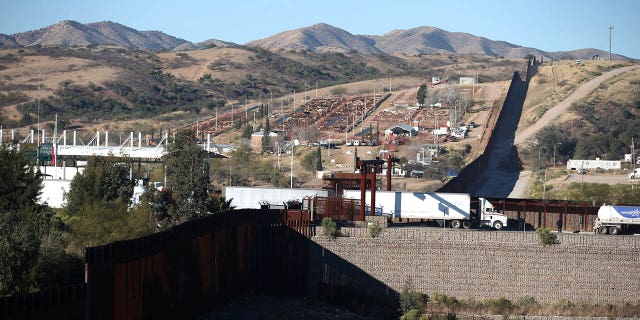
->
(609, 26), (614, 61)
(632, 137), (636, 171)
(290, 143), (294, 188)
(553, 142), (562, 167)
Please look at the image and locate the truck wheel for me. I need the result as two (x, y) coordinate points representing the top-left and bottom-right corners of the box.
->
(451, 220), (462, 229)
(609, 227), (620, 235)
(493, 221), (503, 230)
(597, 226), (609, 234)
(462, 221), (471, 229)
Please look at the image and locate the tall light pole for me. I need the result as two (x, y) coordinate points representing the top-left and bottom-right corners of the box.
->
(609, 26), (614, 61)
(538, 146), (541, 172)
(538, 146), (546, 171)
(553, 142), (562, 167)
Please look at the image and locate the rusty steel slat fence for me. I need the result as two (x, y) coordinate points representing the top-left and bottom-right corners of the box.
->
(285, 209), (314, 238)
(84, 208), (309, 320)
(483, 197), (599, 232)
(0, 284), (86, 320)
(312, 196), (361, 222)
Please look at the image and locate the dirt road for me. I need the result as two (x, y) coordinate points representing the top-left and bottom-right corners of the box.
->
(508, 65), (640, 198)
(514, 65), (640, 146)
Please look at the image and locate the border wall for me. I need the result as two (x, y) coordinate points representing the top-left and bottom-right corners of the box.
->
(2, 209), (310, 320)
(309, 228), (640, 305)
(84, 209), (308, 320)
(438, 58), (540, 194)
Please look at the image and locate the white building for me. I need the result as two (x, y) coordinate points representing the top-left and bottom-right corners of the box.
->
(566, 159), (621, 171)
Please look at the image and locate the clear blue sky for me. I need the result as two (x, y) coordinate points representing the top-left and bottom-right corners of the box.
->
(1, 0), (638, 58)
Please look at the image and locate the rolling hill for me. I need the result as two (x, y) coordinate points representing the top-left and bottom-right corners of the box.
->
(1, 20), (629, 61)
(7, 20), (192, 51)
(250, 24), (627, 61)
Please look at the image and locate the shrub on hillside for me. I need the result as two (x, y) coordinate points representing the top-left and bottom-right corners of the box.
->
(399, 283), (427, 315)
(368, 221), (382, 238)
(485, 297), (514, 315)
(321, 217), (340, 239)
(536, 228), (558, 245)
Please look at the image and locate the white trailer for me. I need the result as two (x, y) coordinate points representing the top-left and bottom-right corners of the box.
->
(594, 205), (640, 235)
(343, 191), (507, 230)
(224, 186), (327, 209)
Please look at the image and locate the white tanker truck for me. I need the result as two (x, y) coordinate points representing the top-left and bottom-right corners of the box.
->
(593, 205), (640, 235)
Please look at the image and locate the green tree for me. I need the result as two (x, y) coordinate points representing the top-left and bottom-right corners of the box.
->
(0, 143), (42, 211)
(206, 196), (235, 213)
(0, 208), (41, 295)
(301, 147), (322, 172)
(63, 156), (153, 248)
(65, 156), (133, 215)
(416, 84), (427, 106)
(0, 143), (43, 295)
(0, 142), (82, 295)
(264, 115), (271, 132)
(574, 134), (626, 160)
(241, 124), (253, 139)
(262, 117), (272, 153)
(399, 282), (427, 314)
(163, 130), (210, 225)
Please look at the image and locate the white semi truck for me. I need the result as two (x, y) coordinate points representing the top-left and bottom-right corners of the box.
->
(343, 191), (507, 230)
(593, 205), (640, 235)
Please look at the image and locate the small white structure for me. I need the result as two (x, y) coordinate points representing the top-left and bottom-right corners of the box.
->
(459, 77), (477, 85)
(39, 180), (72, 208)
(566, 159), (621, 171)
(37, 165), (86, 208)
(432, 127), (449, 135)
(450, 127), (467, 139)
(431, 76), (441, 85)
(384, 124), (418, 137)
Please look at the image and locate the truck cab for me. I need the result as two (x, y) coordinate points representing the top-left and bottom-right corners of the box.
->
(478, 198), (508, 230)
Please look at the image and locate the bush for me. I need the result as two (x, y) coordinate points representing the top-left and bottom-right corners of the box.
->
(486, 297), (514, 315)
(515, 296), (539, 314)
(368, 221), (382, 238)
(321, 217), (340, 239)
(399, 283), (427, 314)
(400, 309), (420, 320)
(431, 293), (458, 313)
(536, 228), (558, 245)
